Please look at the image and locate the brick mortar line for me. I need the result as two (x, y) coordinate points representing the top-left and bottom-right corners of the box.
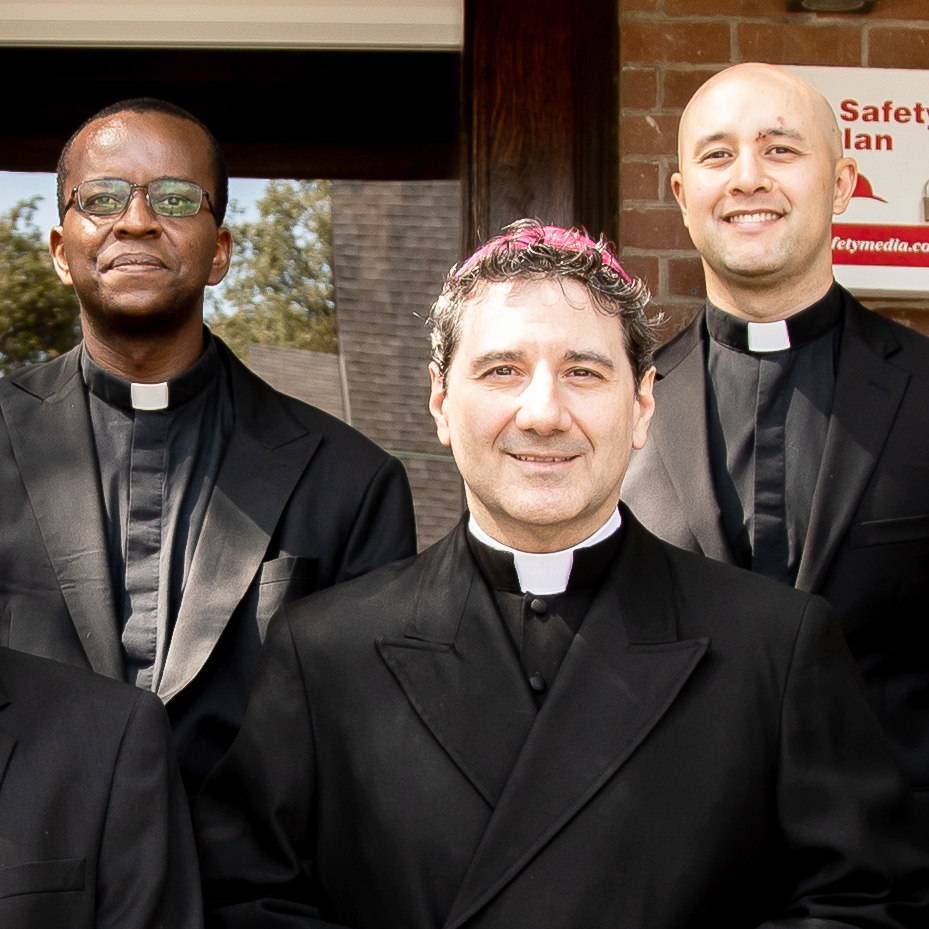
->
(622, 203), (686, 210)
(861, 21), (929, 29)
(622, 203), (683, 210)
(621, 13), (929, 27)
(646, 63), (661, 112)
(658, 255), (669, 295)
(622, 14), (791, 22)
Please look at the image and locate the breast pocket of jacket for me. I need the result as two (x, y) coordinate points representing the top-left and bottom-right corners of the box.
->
(255, 555), (319, 639)
(0, 857), (84, 899)
(849, 514), (929, 548)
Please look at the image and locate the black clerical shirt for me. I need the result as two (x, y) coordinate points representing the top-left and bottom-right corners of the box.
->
(466, 524), (623, 707)
(705, 284), (842, 585)
(81, 330), (234, 690)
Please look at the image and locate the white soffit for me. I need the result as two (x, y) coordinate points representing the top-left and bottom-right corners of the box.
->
(0, 0), (463, 49)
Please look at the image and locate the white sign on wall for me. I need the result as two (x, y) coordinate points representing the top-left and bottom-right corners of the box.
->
(788, 65), (929, 297)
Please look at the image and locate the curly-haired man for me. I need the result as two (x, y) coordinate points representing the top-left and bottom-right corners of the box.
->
(197, 221), (929, 929)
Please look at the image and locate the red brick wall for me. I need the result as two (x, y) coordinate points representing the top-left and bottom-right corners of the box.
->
(618, 0), (929, 338)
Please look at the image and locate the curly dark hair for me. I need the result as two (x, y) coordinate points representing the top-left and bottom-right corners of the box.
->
(428, 220), (658, 389)
(56, 97), (229, 224)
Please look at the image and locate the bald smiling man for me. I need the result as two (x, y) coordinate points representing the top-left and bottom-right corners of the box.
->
(624, 63), (929, 817)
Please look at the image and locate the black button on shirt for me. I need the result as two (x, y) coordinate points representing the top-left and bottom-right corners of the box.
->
(466, 527), (622, 706)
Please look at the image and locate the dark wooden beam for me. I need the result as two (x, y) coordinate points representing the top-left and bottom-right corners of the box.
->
(0, 48), (460, 181)
(462, 0), (618, 253)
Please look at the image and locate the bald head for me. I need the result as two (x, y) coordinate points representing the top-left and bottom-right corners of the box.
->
(679, 63), (843, 164)
(670, 61), (857, 319)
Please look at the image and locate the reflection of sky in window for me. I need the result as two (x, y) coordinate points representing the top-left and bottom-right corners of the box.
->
(0, 171), (268, 233)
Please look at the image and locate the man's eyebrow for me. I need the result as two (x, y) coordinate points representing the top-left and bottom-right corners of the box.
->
(467, 350), (616, 370)
(757, 127), (806, 144)
(690, 131), (730, 153)
(689, 126), (807, 153)
(469, 350), (526, 368)
(564, 350), (615, 370)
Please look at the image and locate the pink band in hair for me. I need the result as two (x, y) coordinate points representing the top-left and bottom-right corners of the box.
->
(454, 225), (631, 284)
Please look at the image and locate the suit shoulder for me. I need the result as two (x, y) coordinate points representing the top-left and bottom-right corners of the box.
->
(0, 346), (81, 404)
(284, 547), (421, 625)
(0, 646), (152, 729)
(0, 650), (174, 814)
(883, 315), (929, 363)
(653, 311), (703, 378)
(845, 294), (929, 364)
(657, 537), (824, 637)
(278, 532), (460, 648)
(662, 539), (805, 599)
(279, 390), (391, 461)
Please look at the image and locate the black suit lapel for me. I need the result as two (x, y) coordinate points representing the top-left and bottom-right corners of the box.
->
(158, 345), (322, 702)
(443, 514), (709, 929)
(1, 348), (121, 678)
(796, 301), (909, 592)
(652, 316), (733, 563)
(377, 526), (538, 809)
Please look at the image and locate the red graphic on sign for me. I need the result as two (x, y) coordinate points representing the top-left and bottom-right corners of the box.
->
(832, 223), (929, 268)
(851, 174), (887, 203)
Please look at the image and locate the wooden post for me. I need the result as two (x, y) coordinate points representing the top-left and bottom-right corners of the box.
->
(462, 0), (618, 253)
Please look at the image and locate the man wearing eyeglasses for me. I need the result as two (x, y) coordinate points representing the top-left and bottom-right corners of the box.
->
(0, 98), (417, 797)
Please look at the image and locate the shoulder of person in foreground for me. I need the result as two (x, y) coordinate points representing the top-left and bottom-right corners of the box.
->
(197, 526), (929, 928)
(0, 647), (203, 929)
(216, 336), (418, 577)
(664, 537), (929, 920)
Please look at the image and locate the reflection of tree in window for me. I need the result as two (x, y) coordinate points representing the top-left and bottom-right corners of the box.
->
(0, 197), (80, 376)
(207, 180), (336, 361)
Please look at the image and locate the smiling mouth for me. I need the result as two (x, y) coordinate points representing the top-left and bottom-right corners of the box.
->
(725, 211), (782, 224)
(509, 453), (579, 463)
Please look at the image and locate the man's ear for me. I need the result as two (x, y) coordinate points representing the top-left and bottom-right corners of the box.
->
(670, 171), (689, 228)
(428, 362), (452, 447)
(832, 157), (858, 217)
(49, 226), (73, 287)
(631, 366), (657, 450)
(208, 226), (233, 286)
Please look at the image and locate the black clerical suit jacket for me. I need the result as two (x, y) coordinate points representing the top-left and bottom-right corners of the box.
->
(0, 338), (416, 794)
(196, 510), (929, 929)
(622, 288), (929, 813)
(0, 646), (200, 929)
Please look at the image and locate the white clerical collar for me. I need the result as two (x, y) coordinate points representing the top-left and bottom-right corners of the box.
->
(706, 287), (841, 356)
(467, 508), (623, 595)
(130, 381), (170, 410)
(746, 319), (790, 353)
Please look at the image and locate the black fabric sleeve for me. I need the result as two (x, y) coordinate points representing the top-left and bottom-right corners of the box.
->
(334, 454), (416, 585)
(97, 689), (204, 929)
(196, 614), (346, 929)
(765, 596), (929, 927)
